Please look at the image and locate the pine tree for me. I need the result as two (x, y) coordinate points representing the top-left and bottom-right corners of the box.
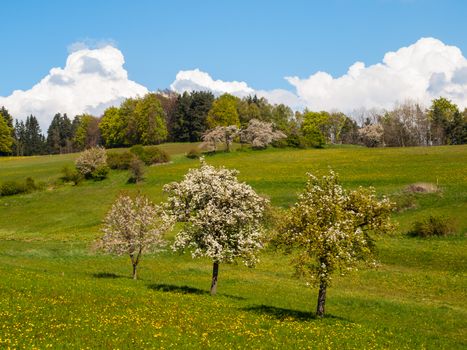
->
(23, 115), (46, 155)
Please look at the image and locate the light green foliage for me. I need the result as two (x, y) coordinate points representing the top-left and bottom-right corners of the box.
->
(134, 93), (168, 145)
(99, 107), (127, 147)
(206, 94), (240, 128)
(0, 114), (14, 154)
(277, 170), (394, 286)
(428, 97), (462, 145)
(301, 111), (329, 147)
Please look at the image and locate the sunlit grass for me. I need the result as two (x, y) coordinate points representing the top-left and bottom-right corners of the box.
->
(0, 144), (466, 348)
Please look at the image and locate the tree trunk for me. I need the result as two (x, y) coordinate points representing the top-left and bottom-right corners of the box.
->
(132, 263), (138, 280)
(316, 280), (327, 317)
(210, 261), (219, 295)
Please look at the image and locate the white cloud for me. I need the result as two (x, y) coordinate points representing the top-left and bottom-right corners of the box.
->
(170, 69), (305, 109)
(2, 37), (466, 133)
(170, 37), (467, 113)
(0, 45), (148, 131)
(285, 37), (467, 111)
(170, 69), (255, 97)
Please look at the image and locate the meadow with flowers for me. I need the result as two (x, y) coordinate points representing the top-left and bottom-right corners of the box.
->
(0, 144), (466, 348)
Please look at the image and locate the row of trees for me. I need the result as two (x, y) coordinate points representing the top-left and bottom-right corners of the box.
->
(1, 93), (466, 156)
(358, 98), (466, 147)
(101, 160), (394, 317)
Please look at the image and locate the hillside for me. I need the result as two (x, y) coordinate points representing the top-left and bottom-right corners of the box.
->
(0, 145), (466, 348)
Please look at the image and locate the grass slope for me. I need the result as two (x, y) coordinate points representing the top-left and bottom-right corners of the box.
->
(0, 144), (466, 348)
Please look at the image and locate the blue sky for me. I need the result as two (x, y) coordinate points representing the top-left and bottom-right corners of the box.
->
(2, 0), (467, 128)
(2, 0), (466, 95)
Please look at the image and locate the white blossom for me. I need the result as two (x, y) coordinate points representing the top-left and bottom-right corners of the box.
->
(240, 119), (286, 149)
(99, 194), (174, 279)
(75, 146), (107, 178)
(164, 158), (268, 267)
(201, 125), (239, 152)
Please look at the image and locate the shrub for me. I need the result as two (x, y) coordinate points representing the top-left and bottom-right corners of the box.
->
(0, 180), (28, 196)
(130, 145), (170, 165)
(286, 134), (308, 149)
(391, 192), (417, 212)
(186, 148), (201, 159)
(128, 157), (145, 183)
(107, 151), (134, 170)
(144, 146), (170, 165)
(409, 215), (456, 237)
(129, 145), (145, 161)
(25, 177), (37, 192)
(0, 177), (40, 196)
(91, 165), (110, 181)
(61, 166), (84, 185)
(75, 147), (108, 180)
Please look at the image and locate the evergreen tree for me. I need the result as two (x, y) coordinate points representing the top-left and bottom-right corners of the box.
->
(13, 120), (26, 156)
(172, 91), (214, 142)
(172, 92), (192, 142)
(47, 113), (73, 154)
(23, 115), (46, 155)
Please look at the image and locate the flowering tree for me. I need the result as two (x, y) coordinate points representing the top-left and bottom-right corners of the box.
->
(240, 119), (286, 149)
(75, 146), (108, 179)
(359, 123), (384, 147)
(276, 170), (394, 317)
(100, 194), (174, 280)
(164, 159), (268, 295)
(201, 125), (239, 152)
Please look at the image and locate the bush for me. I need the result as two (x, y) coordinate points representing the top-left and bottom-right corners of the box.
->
(186, 148), (201, 159)
(128, 157), (145, 183)
(75, 147), (108, 180)
(409, 215), (456, 237)
(107, 151), (134, 170)
(0, 177), (40, 196)
(129, 145), (145, 162)
(61, 166), (84, 185)
(286, 134), (308, 149)
(25, 177), (37, 191)
(0, 180), (28, 196)
(144, 146), (170, 164)
(91, 165), (110, 181)
(391, 192), (417, 212)
(130, 145), (170, 165)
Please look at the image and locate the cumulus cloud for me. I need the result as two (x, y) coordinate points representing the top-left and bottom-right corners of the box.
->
(171, 37), (467, 113)
(170, 69), (305, 109)
(0, 45), (148, 131)
(2, 37), (466, 132)
(287, 37), (467, 111)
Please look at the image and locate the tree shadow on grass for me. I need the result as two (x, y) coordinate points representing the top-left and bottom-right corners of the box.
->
(148, 283), (246, 300)
(149, 283), (207, 295)
(243, 304), (347, 322)
(92, 272), (123, 279)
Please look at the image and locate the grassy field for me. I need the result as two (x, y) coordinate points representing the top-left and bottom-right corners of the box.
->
(0, 144), (466, 348)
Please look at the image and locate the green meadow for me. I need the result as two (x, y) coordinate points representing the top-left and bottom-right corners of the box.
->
(0, 144), (466, 349)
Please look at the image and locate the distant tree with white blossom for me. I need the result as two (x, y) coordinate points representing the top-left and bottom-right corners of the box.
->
(240, 119), (286, 149)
